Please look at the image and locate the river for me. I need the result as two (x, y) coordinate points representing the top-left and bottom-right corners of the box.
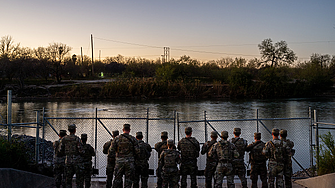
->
(1, 97), (335, 175)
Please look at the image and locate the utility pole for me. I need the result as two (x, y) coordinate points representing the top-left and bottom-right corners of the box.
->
(81, 47), (83, 64)
(99, 50), (101, 62)
(91, 34), (94, 76)
(163, 47), (170, 63)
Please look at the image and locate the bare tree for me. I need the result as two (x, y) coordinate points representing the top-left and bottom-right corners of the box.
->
(258, 38), (297, 68)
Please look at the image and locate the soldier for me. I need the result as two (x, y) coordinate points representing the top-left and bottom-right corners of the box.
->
(154, 131), (169, 188)
(103, 130), (119, 188)
(201, 131), (218, 188)
(134, 131), (152, 188)
(159, 139), (180, 188)
(177, 127), (200, 188)
(262, 128), (290, 188)
(53, 130), (67, 188)
(58, 124), (84, 188)
(229, 128), (248, 188)
(210, 131), (239, 188)
(280, 129), (295, 188)
(246, 133), (268, 188)
(109, 124), (140, 188)
(78, 133), (95, 188)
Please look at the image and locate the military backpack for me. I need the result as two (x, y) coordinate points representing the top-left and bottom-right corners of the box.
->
(270, 140), (286, 162)
(217, 140), (232, 161)
(163, 150), (178, 168)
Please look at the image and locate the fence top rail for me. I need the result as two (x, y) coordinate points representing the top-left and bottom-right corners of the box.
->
(0, 124), (39, 129)
(315, 121), (335, 126)
(179, 117), (311, 124)
(0, 122), (38, 126)
(44, 117), (147, 120)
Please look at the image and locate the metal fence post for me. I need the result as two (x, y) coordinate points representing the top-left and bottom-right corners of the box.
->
(256, 109), (259, 133)
(95, 108), (98, 170)
(7, 90), (12, 141)
(146, 108), (149, 143)
(35, 111), (40, 164)
(42, 107), (46, 164)
(177, 112), (180, 141)
(309, 107), (313, 168)
(204, 111), (207, 142)
(314, 109), (319, 172)
(173, 110), (176, 142)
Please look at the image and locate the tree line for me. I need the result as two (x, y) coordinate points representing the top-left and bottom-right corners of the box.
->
(1, 35), (334, 98)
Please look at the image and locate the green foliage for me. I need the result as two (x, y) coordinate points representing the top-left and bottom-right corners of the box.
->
(317, 132), (335, 175)
(228, 67), (252, 98)
(155, 63), (175, 81)
(0, 137), (30, 170)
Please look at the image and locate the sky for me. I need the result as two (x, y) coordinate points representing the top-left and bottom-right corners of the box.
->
(1, 0), (335, 62)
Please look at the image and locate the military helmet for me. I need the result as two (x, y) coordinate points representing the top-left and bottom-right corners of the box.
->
(68, 124), (76, 130)
(136, 131), (143, 137)
(221, 131), (229, 138)
(210, 131), (218, 137)
(167, 139), (174, 145)
(254, 132), (261, 139)
(272, 128), (279, 134)
(161, 131), (168, 137)
(123, 124), (131, 129)
(81, 133), (87, 139)
(112, 130), (119, 137)
(279, 129), (287, 137)
(233, 128), (241, 134)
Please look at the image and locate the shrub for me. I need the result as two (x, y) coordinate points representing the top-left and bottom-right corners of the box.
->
(0, 137), (30, 170)
(317, 132), (335, 175)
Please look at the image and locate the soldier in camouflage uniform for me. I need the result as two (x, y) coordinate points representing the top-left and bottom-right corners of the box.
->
(229, 128), (248, 188)
(78, 133), (95, 188)
(210, 131), (239, 188)
(201, 131), (218, 188)
(134, 132), (152, 188)
(159, 139), (181, 188)
(154, 131), (169, 188)
(109, 124), (140, 188)
(58, 124), (84, 188)
(280, 129), (294, 188)
(53, 130), (67, 188)
(177, 127), (200, 188)
(103, 130), (119, 188)
(246, 133), (268, 188)
(262, 128), (290, 188)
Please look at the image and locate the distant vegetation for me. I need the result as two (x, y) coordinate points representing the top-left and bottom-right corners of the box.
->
(317, 132), (335, 175)
(1, 35), (334, 99)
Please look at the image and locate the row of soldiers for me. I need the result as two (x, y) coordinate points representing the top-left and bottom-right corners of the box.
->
(53, 124), (95, 188)
(54, 123), (294, 188)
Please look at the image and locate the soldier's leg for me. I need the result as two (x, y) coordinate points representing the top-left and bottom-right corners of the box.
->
(180, 163), (188, 188)
(284, 165), (292, 188)
(133, 165), (141, 188)
(54, 164), (62, 188)
(106, 163), (115, 188)
(267, 162), (275, 188)
(76, 163), (85, 188)
(141, 163), (149, 188)
(260, 163), (268, 188)
(190, 162), (198, 188)
(112, 162), (124, 188)
(84, 164), (92, 188)
(65, 165), (75, 188)
(161, 170), (168, 188)
(204, 164), (214, 188)
(226, 163), (235, 188)
(124, 161), (135, 188)
(171, 172), (180, 188)
(214, 163), (224, 188)
(156, 167), (162, 188)
(250, 164), (258, 188)
(275, 165), (284, 188)
(237, 166), (247, 188)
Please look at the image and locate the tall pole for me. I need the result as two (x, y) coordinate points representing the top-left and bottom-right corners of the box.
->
(81, 47), (83, 64)
(99, 50), (101, 62)
(91, 34), (94, 76)
(7, 90), (12, 141)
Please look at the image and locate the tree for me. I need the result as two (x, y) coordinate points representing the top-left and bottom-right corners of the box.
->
(258, 38), (297, 68)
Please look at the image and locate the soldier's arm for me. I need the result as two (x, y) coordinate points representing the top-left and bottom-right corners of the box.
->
(90, 144), (96, 156)
(103, 141), (111, 154)
(177, 140), (181, 151)
(201, 142), (208, 155)
(195, 138), (200, 151)
(133, 137), (141, 156)
(245, 142), (254, 152)
(109, 138), (117, 154)
(208, 144), (217, 159)
(176, 151), (181, 164)
(158, 152), (164, 167)
(262, 142), (270, 158)
(58, 139), (65, 155)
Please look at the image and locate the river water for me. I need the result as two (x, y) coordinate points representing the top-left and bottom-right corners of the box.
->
(1, 97), (335, 175)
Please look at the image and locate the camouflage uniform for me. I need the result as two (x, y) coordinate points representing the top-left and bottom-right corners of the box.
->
(154, 131), (169, 188)
(77, 134), (95, 188)
(53, 130), (67, 188)
(159, 139), (181, 188)
(201, 131), (218, 188)
(109, 124), (140, 188)
(229, 128), (247, 188)
(210, 131), (239, 188)
(280, 130), (295, 188)
(103, 130), (119, 188)
(177, 127), (200, 188)
(246, 133), (268, 188)
(58, 124), (84, 188)
(262, 129), (290, 188)
(134, 132), (152, 188)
